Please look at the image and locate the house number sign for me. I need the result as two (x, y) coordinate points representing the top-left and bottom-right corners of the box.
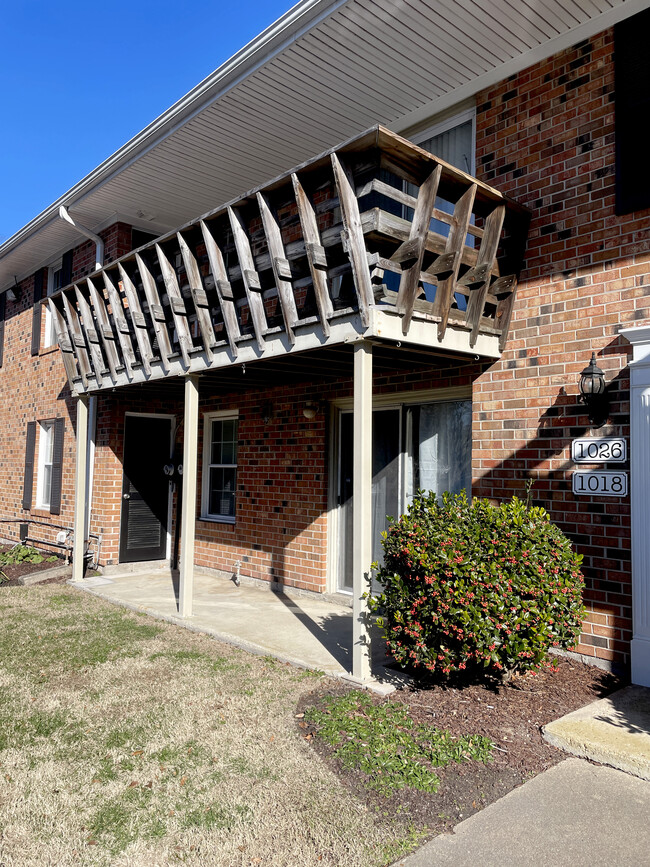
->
(572, 471), (628, 497)
(571, 437), (627, 463)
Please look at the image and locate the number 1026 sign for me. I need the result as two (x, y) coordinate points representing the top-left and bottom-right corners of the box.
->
(571, 437), (626, 463)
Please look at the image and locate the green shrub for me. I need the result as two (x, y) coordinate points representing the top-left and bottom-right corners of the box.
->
(0, 545), (57, 566)
(369, 490), (586, 680)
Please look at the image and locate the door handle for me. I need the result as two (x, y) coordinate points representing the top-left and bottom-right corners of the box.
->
(123, 493), (131, 500)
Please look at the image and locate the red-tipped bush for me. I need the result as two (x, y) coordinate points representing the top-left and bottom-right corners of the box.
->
(370, 490), (586, 679)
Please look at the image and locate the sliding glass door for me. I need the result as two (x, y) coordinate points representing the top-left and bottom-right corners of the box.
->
(336, 399), (471, 593)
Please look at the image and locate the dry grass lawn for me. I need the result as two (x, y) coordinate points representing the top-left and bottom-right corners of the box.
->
(0, 584), (420, 866)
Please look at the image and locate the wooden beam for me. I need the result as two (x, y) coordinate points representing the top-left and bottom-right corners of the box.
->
(227, 206), (268, 352)
(117, 263), (154, 376)
(494, 277), (520, 352)
(86, 276), (120, 380)
(101, 271), (137, 380)
(331, 152), (374, 327)
(291, 173), (333, 336)
(47, 298), (79, 384)
(395, 164), (442, 333)
(61, 291), (92, 388)
(256, 191), (299, 345)
(156, 243), (194, 368)
(74, 285), (106, 385)
(433, 184), (477, 341)
(177, 232), (216, 362)
(134, 253), (173, 372)
(463, 204), (506, 348)
(179, 374), (200, 618)
(352, 341), (372, 682)
(199, 220), (240, 358)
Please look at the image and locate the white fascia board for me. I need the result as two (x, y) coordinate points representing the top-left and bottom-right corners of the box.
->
(0, 0), (347, 271)
(393, 0), (650, 136)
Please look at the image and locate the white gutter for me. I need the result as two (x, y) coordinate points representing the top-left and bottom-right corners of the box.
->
(58, 207), (104, 270)
(0, 0), (346, 270)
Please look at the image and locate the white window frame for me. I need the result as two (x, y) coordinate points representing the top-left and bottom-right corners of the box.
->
(44, 260), (63, 348)
(201, 410), (239, 523)
(412, 107), (476, 175)
(36, 420), (55, 510)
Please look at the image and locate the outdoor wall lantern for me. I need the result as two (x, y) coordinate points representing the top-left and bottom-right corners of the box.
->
(302, 401), (320, 420)
(579, 352), (609, 427)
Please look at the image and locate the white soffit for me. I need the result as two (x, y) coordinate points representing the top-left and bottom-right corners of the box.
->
(1, 0), (646, 288)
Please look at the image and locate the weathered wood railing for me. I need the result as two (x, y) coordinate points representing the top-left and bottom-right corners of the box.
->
(49, 125), (530, 393)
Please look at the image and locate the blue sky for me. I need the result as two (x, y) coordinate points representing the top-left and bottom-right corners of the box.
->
(0, 0), (293, 243)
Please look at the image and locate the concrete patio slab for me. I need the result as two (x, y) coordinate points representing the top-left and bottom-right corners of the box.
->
(392, 758), (650, 867)
(70, 568), (396, 692)
(542, 684), (650, 781)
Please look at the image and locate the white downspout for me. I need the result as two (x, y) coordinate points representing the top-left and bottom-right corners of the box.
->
(58, 206), (104, 270)
(58, 205), (103, 568)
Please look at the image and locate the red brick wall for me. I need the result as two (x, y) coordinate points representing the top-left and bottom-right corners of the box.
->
(0, 224), (134, 551)
(473, 28), (648, 668)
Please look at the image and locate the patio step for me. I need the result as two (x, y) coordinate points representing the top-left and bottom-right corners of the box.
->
(542, 685), (650, 781)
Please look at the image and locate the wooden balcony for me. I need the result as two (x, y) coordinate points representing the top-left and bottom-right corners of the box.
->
(49, 125), (530, 395)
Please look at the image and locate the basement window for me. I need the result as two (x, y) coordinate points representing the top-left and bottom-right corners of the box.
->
(201, 411), (238, 522)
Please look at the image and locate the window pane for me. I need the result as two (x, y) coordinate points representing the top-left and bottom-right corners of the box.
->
(209, 467), (236, 517)
(417, 401), (472, 497)
(42, 464), (52, 508)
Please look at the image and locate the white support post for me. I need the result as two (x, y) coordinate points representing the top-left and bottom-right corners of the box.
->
(72, 394), (89, 583)
(179, 374), (200, 618)
(621, 326), (650, 686)
(352, 341), (373, 681)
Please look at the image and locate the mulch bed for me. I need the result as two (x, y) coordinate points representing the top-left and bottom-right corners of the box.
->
(298, 658), (624, 838)
(0, 546), (66, 587)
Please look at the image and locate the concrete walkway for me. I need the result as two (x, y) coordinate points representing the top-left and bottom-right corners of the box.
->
(392, 758), (650, 867)
(543, 684), (650, 781)
(71, 567), (394, 688)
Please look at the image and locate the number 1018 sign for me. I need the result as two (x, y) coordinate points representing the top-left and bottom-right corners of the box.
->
(572, 471), (628, 497)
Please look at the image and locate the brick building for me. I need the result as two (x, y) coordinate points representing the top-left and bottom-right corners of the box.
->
(1, 0), (649, 685)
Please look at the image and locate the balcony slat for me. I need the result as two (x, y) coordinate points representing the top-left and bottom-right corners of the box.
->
(47, 298), (79, 384)
(464, 204), (506, 348)
(86, 276), (120, 380)
(134, 253), (173, 372)
(395, 164), (442, 333)
(291, 173), (333, 336)
(199, 220), (241, 357)
(61, 290), (92, 388)
(331, 152), (374, 327)
(102, 271), (137, 379)
(117, 263), (154, 376)
(155, 243), (193, 368)
(74, 285), (107, 385)
(228, 206), (267, 352)
(177, 232), (216, 361)
(432, 183), (477, 340)
(257, 191), (298, 345)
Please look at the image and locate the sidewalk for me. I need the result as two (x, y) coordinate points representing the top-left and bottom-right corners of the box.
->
(392, 758), (650, 867)
(394, 683), (650, 867)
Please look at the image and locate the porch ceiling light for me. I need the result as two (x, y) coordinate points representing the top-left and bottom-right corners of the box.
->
(579, 352), (609, 427)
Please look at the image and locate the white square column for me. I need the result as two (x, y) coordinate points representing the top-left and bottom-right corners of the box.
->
(352, 341), (373, 681)
(179, 374), (200, 618)
(72, 394), (89, 583)
(620, 326), (650, 686)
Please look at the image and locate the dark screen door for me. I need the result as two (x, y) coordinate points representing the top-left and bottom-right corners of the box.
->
(119, 415), (172, 563)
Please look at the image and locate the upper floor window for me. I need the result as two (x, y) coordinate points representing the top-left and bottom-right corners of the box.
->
(44, 261), (63, 348)
(413, 108), (476, 176)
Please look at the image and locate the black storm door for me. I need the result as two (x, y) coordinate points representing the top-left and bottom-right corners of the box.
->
(119, 415), (172, 563)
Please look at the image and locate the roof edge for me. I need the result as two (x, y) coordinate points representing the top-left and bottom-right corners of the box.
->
(0, 0), (347, 271)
